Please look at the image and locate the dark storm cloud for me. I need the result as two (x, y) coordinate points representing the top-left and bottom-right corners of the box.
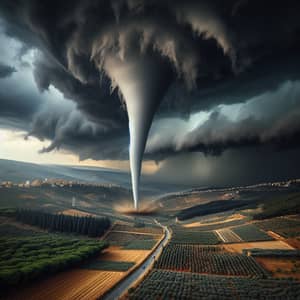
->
(0, 62), (16, 78)
(0, 0), (300, 160)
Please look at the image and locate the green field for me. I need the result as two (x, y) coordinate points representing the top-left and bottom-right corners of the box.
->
(0, 232), (107, 289)
(231, 224), (273, 242)
(123, 239), (157, 250)
(82, 260), (135, 271)
(171, 230), (220, 245)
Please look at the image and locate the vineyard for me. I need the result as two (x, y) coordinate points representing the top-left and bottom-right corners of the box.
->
(128, 269), (300, 300)
(170, 229), (220, 244)
(155, 244), (268, 277)
(254, 217), (300, 238)
(231, 224), (273, 242)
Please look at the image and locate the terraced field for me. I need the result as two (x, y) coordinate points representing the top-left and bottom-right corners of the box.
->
(127, 269), (300, 300)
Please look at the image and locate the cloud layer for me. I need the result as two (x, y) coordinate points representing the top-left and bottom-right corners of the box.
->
(0, 0), (300, 185)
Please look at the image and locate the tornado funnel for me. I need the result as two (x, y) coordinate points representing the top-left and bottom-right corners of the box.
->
(104, 55), (170, 210)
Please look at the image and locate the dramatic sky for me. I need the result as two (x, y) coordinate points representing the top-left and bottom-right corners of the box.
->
(0, 0), (300, 187)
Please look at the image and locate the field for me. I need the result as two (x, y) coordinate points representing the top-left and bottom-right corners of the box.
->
(82, 260), (135, 271)
(183, 214), (247, 230)
(223, 240), (294, 254)
(112, 224), (163, 235)
(127, 269), (300, 300)
(0, 234), (107, 289)
(100, 246), (150, 263)
(61, 209), (96, 217)
(255, 257), (300, 280)
(155, 244), (268, 277)
(171, 229), (220, 245)
(231, 224), (273, 242)
(255, 217), (300, 238)
(105, 232), (159, 247)
(5, 269), (124, 300)
(215, 228), (242, 243)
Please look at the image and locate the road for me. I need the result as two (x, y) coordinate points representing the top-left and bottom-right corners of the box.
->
(102, 221), (171, 300)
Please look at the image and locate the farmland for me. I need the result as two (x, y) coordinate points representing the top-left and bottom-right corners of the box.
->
(105, 232), (159, 247)
(215, 228), (242, 243)
(5, 269), (124, 300)
(255, 257), (300, 280)
(254, 217), (300, 238)
(127, 269), (300, 300)
(231, 224), (273, 242)
(155, 244), (268, 277)
(224, 240), (294, 254)
(170, 229), (220, 244)
(0, 233), (107, 289)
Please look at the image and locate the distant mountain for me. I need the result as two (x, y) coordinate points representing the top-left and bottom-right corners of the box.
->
(0, 159), (131, 187)
(0, 159), (187, 194)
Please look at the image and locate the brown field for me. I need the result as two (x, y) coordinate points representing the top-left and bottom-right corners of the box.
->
(6, 269), (124, 300)
(224, 240), (294, 253)
(61, 209), (96, 217)
(100, 246), (150, 263)
(286, 237), (300, 249)
(255, 257), (300, 281)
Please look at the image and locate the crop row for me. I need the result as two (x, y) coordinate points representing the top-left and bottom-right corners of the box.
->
(171, 230), (220, 244)
(254, 217), (300, 238)
(128, 269), (300, 300)
(155, 244), (268, 277)
(231, 224), (273, 242)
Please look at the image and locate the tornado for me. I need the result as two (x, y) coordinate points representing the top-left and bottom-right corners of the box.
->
(104, 55), (170, 210)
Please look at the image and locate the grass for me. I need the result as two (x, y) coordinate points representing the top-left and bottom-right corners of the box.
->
(82, 260), (135, 271)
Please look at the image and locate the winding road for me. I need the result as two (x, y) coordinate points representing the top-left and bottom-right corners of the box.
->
(102, 221), (171, 300)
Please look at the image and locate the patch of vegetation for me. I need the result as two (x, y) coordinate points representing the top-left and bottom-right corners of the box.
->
(155, 244), (268, 277)
(177, 199), (253, 221)
(243, 249), (300, 257)
(15, 209), (110, 237)
(253, 193), (300, 220)
(171, 229), (220, 245)
(105, 232), (157, 246)
(254, 217), (300, 238)
(231, 224), (273, 242)
(128, 270), (300, 300)
(0, 235), (107, 289)
(123, 239), (157, 250)
(82, 260), (134, 271)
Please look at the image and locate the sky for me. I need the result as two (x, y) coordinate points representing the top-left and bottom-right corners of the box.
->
(0, 0), (300, 187)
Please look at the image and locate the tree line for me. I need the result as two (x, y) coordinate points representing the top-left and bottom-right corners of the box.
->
(15, 209), (111, 237)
